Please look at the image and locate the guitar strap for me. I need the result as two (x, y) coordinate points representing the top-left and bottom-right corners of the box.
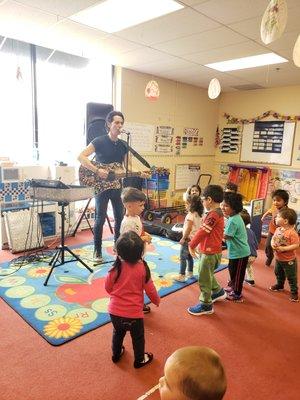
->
(119, 139), (151, 169)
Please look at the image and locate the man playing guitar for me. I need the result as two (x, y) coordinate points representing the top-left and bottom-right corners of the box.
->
(78, 111), (128, 264)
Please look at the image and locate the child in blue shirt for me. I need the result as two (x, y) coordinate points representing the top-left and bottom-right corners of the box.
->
(221, 193), (250, 302)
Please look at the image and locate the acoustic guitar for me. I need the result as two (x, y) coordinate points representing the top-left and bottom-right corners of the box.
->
(79, 161), (149, 194)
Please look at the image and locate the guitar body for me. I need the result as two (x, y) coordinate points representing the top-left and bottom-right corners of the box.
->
(79, 161), (142, 194)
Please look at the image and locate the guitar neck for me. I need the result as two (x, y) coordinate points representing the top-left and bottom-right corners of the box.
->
(117, 171), (141, 179)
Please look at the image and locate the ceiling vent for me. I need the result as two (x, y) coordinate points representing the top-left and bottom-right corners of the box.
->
(231, 84), (265, 90)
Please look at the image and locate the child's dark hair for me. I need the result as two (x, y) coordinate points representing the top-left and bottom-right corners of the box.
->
(223, 192), (244, 214)
(202, 185), (224, 203)
(121, 187), (147, 203)
(187, 184), (201, 196)
(224, 181), (238, 193)
(240, 209), (251, 226)
(111, 231), (151, 283)
(278, 208), (297, 225)
(186, 195), (204, 217)
(271, 189), (289, 205)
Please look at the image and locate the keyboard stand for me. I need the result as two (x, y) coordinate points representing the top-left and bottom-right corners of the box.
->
(44, 202), (93, 286)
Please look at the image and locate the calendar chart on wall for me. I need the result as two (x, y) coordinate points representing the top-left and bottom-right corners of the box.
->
(175, 164), (201, 190)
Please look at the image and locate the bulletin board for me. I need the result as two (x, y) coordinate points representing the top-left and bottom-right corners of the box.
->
(240, 121), (296, 165)
(175, 164), (201, 190)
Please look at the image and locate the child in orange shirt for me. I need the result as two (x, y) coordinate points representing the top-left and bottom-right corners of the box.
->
(269, 208), (299, 302)
(261, 189), (289, 267)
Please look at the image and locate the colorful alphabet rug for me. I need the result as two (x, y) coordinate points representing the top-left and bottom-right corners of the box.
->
(0, 236), (228, 346)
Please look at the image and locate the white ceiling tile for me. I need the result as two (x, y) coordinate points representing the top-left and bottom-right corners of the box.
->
(115, 47), (172, 68)
(229, 6), (300, 41)
(131, 57), (197, 75)
(116, 8), (220, 45)
(184, 41), (268, 64)
(265, 30), (300, 52)
(227, 62), (300, 87)
(178, 0), (208, 6)
(1, 0), (300, 91)
(12, 0), (102, 17)
(229, 17), (261, 40)
(194, 0), (267, 25)
(153, 27), (246, 56)
(0, 1), (58, 41)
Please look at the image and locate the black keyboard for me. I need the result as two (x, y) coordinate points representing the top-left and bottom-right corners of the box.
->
(30, 179), (69, 189)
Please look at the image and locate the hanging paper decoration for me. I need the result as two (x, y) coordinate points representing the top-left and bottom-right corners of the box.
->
(16, 66), (23, 80)
(145, 80), (160, 101)
(293, 34), (300, 67)
(260, 0), (287, 45)
(208, 78), (221, 99)
(224, 110), (300, 124)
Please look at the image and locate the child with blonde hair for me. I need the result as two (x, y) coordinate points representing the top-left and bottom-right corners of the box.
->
(159, 346), (227, 400)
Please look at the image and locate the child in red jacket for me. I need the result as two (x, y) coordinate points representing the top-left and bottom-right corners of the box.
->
(105, 231), (160, 368)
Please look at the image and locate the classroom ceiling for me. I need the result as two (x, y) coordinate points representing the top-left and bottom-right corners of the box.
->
(1, 0), (300, 92)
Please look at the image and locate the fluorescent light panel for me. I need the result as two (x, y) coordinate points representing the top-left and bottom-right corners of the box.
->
(70, 0), (184, 33)
(205, 53), (288, 72)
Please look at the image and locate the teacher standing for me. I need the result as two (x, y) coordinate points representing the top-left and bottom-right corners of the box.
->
(78, 111), (128, 263)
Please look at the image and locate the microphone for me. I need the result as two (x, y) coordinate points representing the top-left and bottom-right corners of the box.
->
(121, 129), (131, 136)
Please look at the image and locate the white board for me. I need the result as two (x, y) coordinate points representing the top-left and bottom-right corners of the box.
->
(122, 122), (155, 154)
(175, 164), (201, 190)
(240, 121), (295, 165)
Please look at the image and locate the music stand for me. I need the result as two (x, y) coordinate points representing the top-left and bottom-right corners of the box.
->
(44, 201), (93, 286)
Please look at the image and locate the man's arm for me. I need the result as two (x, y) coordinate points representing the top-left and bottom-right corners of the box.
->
(78, 143), (108, 179)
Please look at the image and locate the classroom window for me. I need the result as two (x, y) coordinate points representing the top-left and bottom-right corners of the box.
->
(36, 48), (113, 166)
(0, 38), (33, 163)
(0, 37), (113, 165)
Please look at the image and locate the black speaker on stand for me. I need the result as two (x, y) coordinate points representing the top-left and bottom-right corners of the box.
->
(86, 102), (114, 145)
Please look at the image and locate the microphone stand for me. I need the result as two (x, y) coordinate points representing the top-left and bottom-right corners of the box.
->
(125, 131), (130, 178)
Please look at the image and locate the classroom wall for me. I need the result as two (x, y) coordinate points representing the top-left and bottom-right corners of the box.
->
(117, 67), (219, 203)
(117, 67), (300, 210)
(215, 85), (300, 210)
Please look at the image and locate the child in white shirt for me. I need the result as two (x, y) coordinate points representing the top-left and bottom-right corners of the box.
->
(174, 195), (203, 282)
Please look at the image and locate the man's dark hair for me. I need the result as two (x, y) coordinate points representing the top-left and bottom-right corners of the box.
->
(271, 189), (289, 205)
(202, 185), (224, 203)
(223, 192), (244, 214)
(224, 181), (238, 193)
(106, 110), (124, 125)
(278, 208), (297, 225)
(121, 187), (146, 203)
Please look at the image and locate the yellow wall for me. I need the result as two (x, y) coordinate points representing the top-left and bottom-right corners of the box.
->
(117, 68), (219, 203)
(215, 85), (300, 209)
(118, 67), (300, 209)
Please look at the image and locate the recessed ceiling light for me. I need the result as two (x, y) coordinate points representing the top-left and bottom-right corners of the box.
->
(205, 53), (288, 72)
(70, 0), (184, 33)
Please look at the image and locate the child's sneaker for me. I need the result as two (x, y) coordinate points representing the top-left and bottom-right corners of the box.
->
(186, 272), (194, 279)
(212, 288), (227, 303)
(174, 274), (186, 283)
(226, 291), (244, 302)
(224, 286), (233, 293)
(244, 279), (255, 286)
(143, 304), (151, 314)
(289, 293), (299, 302)
(269, 284), (284, 292)
(187, 303), (214, 316)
